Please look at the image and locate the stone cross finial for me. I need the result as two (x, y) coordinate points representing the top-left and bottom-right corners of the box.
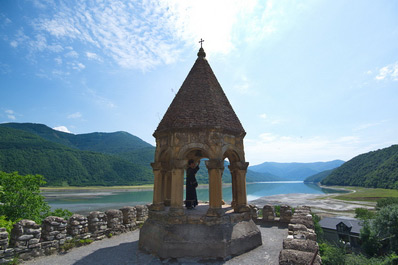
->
(199, 38), (204, 48)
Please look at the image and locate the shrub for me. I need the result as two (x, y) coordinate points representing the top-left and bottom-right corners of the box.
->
(377, 198), (398, 210)
(47, 208), (73, 220)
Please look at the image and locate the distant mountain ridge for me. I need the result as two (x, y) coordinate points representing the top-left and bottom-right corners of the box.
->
(321, 145), (398, 189)
(249, 160), (345, 181)
(1, 122), (152, 153)
(0, 122), (281, 186)
(0, 125), (153, 186)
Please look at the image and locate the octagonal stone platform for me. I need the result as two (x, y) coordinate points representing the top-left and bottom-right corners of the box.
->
(139, 204), (262, 259)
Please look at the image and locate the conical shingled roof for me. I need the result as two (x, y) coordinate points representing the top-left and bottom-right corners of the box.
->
(154, 47), (245, 136)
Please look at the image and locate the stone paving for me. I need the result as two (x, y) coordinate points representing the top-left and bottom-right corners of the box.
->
(22, 223), (288, 265)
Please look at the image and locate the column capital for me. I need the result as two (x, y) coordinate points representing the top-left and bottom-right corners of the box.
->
(151, 162), (162, 170)
(228, 161), (249, 171)
(172, 159), (187, 169)
(205, 159), (224, 170)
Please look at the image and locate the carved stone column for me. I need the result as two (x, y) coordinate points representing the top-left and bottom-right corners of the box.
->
(150, 162), (165, 211)
(230, 161), (250, 213)
(169, 159), (186, 216)
(163, 170), (172, 206)
(229, 166), (238, 208)
(206, 159), (224, 217)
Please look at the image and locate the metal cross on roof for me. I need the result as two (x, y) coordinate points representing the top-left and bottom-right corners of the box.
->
(199, 38), (204, 48)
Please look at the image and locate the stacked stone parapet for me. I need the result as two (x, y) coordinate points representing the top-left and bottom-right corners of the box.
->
(120, 206), (137, 230)
(9, 219), (42, 260)
(262, 204), (275, 221)
(67, 214), (89, 240)
(0, 205), (149, 264)
(88, 211), (108, 240)
(135, 205), (148, 224)
(106, 209), (124, 235)
(41, 216), (68, 255)
(279, 206), (321, 265)
(279, 205), (293, 223)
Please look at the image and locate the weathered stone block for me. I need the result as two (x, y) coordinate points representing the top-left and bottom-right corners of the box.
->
(279, 249), (321, 265)
(283, 238), (318, 253)
(279, 205), (292, 223)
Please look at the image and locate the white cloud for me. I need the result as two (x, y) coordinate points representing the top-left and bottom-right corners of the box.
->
(10, 41), (18, 48)
(70, 62), (85, 71)
(54, 57), (62, 64)
(65, 50), (78, 58)
(53, 126), (72, 133)
(23, 0), (301, 71)
(4, 110), (16, 120)
(258, 113), (283, 125)
(353, 121), (386, 132)
(233, 75), (252, 94)
(67, 112), (82, 119)
(86, 52), (102, 61)
(375, 62), (398, 81)
(245, 133), (366, 165)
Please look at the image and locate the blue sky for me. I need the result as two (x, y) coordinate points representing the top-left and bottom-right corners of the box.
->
(1, 0), (397, 165)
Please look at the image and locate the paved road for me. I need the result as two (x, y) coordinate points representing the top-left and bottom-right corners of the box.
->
(23, 224), (287, 265)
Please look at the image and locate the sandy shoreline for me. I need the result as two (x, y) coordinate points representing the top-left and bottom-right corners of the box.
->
(250, 192), (375, 218)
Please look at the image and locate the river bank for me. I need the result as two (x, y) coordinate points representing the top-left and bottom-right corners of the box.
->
(250, 192), (375, 218)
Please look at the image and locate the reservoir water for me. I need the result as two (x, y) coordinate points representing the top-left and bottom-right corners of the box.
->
(44, 181), (345, 215)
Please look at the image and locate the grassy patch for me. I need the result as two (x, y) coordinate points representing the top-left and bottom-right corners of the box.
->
(40, 184), (154, 191)
(331, 186), (398, 202)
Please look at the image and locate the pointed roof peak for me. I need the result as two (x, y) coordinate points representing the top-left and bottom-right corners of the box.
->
(197, 38), (206, 59)
(197, 47), (206, 59)
(154, 46), (245, 137)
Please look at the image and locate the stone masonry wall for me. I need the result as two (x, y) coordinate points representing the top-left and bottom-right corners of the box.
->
(0, 205), (148, 264)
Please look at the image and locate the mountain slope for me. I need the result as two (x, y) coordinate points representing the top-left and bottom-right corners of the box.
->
(0, 123), (153, 154)
(304, 169), (335, 183)
(249, 160), (345, 181)
(0, 126), (153, 186)
(322, 145), (398, 189)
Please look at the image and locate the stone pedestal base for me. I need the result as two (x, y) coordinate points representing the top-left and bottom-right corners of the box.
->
(139, 207), (262, 259)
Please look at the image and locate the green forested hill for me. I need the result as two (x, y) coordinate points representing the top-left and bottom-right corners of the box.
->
(304, 169), (334, 183)
(0, 123), (153, 154)
(0, 126), (153, 186)
(321, 145), (398, 189)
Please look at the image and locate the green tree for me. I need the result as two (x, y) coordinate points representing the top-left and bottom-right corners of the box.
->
(0, 171), (50, 223)
(319, 242), (345, 265)
(374, 204), (398, 252)
(355, 208), (375, 220)
(360, 220), (382, 257)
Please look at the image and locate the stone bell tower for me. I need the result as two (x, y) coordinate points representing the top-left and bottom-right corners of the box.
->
(139, 43), (262, 259)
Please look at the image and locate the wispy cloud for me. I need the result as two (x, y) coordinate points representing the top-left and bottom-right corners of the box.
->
(7, 0), (301, 71)
(375, 62), (398, 81)
(258, 113), (283, 125)
(86, 52), (102, 62)
(67, 112), (82, 119)
(5, 109), (16, 120)
(233, 75), (252, 94)
(353, 121), (387, 132)
(85, 88), (115, 109)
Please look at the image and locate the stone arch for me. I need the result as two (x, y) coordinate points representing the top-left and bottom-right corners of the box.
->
(222, 145), (245, 163)
(177, 142), (212, 160)
(221, 145), (249, 211)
